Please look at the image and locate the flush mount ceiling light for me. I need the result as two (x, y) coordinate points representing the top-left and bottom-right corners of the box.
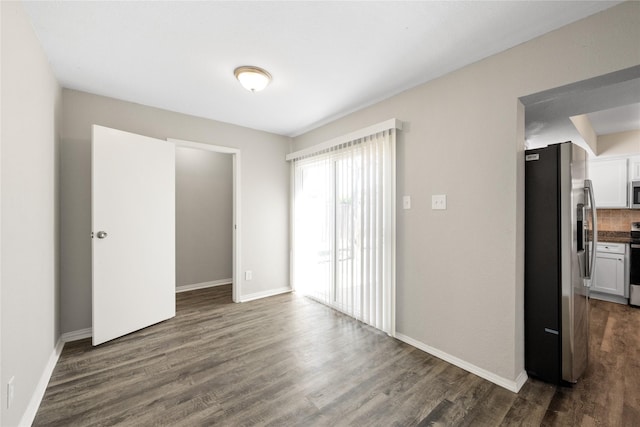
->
(234, 66), (272, 92)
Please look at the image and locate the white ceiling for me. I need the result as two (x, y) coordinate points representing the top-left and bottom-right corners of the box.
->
(587, 103), (640, 135)
(22, 1), (621, 137)
(522, 68), (640, 151)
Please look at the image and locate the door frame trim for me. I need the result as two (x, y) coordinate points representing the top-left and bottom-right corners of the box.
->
(169, 138), (241, 303)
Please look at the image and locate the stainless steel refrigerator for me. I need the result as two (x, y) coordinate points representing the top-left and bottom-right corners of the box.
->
(524, 141), (597, 384)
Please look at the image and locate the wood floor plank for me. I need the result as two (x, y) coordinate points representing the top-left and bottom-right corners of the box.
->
(498, 396), (547, 427)
(32, 287), (640, 426)
(459, 384), (519, 426)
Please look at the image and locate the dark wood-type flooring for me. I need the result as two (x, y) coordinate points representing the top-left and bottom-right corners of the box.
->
(33, 286), (640, 426)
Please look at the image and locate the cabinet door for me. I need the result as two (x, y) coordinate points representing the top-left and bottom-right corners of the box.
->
(630, 156), (640, 181)
(593, 252), (625, 296)
(589, 158), (628, 208)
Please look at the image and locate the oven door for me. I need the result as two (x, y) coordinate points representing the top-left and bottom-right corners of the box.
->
(631, 243), (640, 307)
(630, 243), (640, 284)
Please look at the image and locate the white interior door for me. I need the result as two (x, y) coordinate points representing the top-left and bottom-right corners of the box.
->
(92, 125), (176, 345)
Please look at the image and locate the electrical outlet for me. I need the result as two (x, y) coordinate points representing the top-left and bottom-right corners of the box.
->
(245, 270), (252, 281)
(432, 194), (447, 210)
(7, 376), (15, 409)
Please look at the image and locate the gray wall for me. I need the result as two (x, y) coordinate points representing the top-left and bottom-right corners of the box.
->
(292, 2), (640, 385)
(176, 147), (232, 287)
(1, 2), (61, 425)
(60, 89), (291, 334)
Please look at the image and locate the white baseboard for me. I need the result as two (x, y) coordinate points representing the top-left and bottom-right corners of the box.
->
(514, 370), (528, 391)
(176, 278), (232, 293)
(19, 338), (65, 427)
(589, 291), (628, 305)
(395, 333), (528, 393)
(239, 286), (292, 302)
(61, 327), (92, 342)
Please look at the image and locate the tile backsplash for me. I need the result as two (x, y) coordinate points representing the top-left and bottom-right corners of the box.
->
(597, 209), (640, 231)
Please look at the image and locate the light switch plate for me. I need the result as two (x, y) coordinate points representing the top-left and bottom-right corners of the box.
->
(245, 270), (252, 281)
(432, 194), (447, 210)
(403, 196), (411, 210)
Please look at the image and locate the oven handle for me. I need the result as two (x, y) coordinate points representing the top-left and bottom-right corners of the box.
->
(632, 244), (640, 249)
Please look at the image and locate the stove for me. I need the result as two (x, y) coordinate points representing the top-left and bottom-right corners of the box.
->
(631, 222), (640, 243)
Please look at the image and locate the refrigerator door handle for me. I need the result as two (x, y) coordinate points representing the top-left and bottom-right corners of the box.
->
(585, 179), (598, 282)
(577, 203), (587, 278)
(577, 251), (586, 279)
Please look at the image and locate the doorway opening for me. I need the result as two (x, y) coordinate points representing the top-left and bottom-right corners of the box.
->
(170, 138), (241, 303)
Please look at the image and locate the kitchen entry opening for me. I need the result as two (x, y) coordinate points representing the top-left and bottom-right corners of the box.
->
(289, 121), (399, 335)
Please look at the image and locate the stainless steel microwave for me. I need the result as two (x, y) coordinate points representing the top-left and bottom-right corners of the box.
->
(632, 180), (640, 209)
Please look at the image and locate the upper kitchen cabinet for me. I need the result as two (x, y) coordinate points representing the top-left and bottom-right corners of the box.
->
(588, 158), (628, 208)
(629, 156), (640, 181)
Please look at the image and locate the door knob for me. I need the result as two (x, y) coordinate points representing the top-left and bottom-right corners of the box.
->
(96, 231), (108, 239)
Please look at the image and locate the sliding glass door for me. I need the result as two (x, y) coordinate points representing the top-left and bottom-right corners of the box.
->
(293, 130), (395, 334)
(294, 156), (334, 304)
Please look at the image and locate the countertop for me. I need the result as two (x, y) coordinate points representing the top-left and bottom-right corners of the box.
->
(598, 231), (631, 244)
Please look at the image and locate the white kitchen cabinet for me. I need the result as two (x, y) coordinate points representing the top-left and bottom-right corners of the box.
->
(588, 158), (628, 208)
(592, 242), (627, 297)
(629, 156), (640, 180)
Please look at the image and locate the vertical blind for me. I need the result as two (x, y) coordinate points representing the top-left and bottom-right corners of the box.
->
(291, 127), (396, 334)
